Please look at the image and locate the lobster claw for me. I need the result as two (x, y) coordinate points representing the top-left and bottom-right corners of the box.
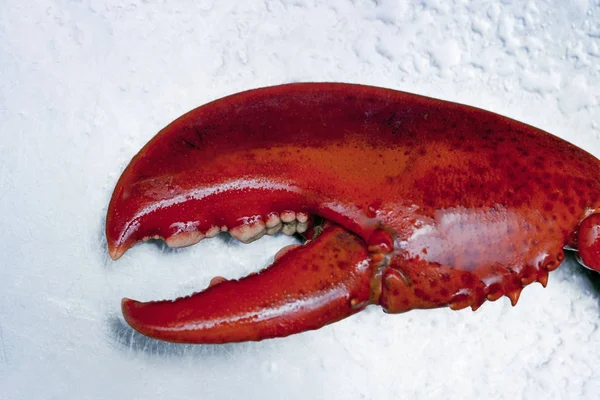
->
(108, 82), (600, 344)
(121, 223), (375, 343)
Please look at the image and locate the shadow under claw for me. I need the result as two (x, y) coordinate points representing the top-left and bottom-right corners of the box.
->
(563, 251), (600, 303)
(105, 314), (257, 359)
(578, 262), (600, 296)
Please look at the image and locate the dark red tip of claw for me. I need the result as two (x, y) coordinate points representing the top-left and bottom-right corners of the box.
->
(121, 224), (374, 344)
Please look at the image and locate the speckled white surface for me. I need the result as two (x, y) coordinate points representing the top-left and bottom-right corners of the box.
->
(1, 1), (600, 399)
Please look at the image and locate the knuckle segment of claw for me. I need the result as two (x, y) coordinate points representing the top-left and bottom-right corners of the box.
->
(107, 82), (600, 344)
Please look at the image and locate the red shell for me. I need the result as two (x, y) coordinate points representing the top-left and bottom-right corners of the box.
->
(107, 83), (600, 343)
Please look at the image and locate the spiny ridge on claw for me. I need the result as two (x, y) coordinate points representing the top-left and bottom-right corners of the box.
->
(449, 292), (474, 311)
(447, 255), (560, 311)
(506, 288), (522, 307)
(537, 270), (549, 288)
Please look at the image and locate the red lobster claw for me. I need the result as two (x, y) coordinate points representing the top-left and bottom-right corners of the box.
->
(107, 83), (600, 344)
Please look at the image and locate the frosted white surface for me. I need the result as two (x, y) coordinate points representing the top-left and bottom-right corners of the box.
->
(2, 1), (600, 399)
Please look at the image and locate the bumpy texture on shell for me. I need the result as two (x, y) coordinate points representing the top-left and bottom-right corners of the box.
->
(107, 83), (600, 343)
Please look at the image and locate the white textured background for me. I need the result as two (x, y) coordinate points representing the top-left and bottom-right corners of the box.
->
(2, 1), (600, 399)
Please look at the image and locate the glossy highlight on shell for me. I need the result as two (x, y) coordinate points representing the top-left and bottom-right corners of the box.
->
(106, 82), (600, 344)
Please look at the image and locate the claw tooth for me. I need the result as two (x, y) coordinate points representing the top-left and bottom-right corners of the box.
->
(266, 222), (282, 235)
(521, 275), (536, 285)
(485, 284), (503, 302)
(165, 231), (205, 248)
(248, 226), (267, 243)
(296, 212), (309, 223)
(281, 211), (296, 223)
(449, 293), (472, 310)
(208, 276), (228, 288)
(230, 225), (249, 241)
(230, 221), (267, 243)
(282, 221), (297, 236)
(205, 226), (221, 238)
(507, 288), (522, 306)
(471, 295), (486, 311)
(537, 272), (549, 288)
(449, 301), (470, 311)
(296, 221), (308, 233)
(266, 212), (281, 228)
